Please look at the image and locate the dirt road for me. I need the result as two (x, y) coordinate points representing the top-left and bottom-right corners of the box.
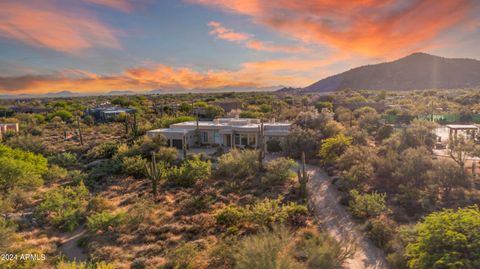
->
(306, 165), (390, 269)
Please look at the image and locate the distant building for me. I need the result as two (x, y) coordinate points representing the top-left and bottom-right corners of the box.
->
(147, 118), (291, 149)
(86, 107), (135, 121)
(0, 123), (19, 140)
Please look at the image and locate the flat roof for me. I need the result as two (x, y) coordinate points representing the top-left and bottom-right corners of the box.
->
(446, 124), (478, 129)
(147, 128), (194, 134)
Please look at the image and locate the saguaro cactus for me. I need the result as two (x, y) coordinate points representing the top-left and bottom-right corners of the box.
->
(145, 152), (162, 198)
(298, 151), (309, 201)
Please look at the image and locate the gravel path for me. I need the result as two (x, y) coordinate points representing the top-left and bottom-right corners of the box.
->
(306, 165), (390, 269)
(58, 226), (87, 262)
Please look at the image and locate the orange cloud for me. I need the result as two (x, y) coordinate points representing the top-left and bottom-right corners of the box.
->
(208, 21), (250, 42)
(208, 21), (307, 53)
(0, 56), (340, 94)
(193, 0), (474, 57)
(0, 1), (121, 54)
(83, 0), (135, 12)
(245, 40), (308, 53)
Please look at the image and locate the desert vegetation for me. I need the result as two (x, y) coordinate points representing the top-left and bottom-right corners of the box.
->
(1, 89), (480, 268)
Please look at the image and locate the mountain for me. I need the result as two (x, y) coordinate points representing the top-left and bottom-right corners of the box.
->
(106, 90), (136, 96)
(301, 53), (480, 93)
(44, 90), (78, 97)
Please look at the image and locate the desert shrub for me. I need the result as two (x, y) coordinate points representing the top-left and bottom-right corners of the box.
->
(319, 134), (352, 166)
(165, 242), (201, 269)
(121, 155), (147, 178)
(0, 218), (17, 250)
(349, 190), (388, 219)
(87, 196), (114, 214)
(216, 205), (249, 226)
(0, 143), (48, 175)
(167, 156), (211, 187)
(48, 152), (78, 167)
(87, 211), (126, 232)
(0, 157), (44, 193)
(216, 149), (258, 180)
(48, 109), (73, 122)
(56, 260), (115, 269)
(5, 135), (48, 154)
(129, 135), (167, 157)
(87, 158), (123, 182)
(366, 216), (396, 249)
(293, 228), (352, 269)
(156, 146), (178, 163)
(216, 198), (308, 228)
(68, 170), (87, 185)
(42, 164), (68, 183)
(266, 139), (282, 152)
(262, 157), (297, 185)
(234, 226), (302, 269)
(35, 182), (89, 231)
(87, 143), (118, 159)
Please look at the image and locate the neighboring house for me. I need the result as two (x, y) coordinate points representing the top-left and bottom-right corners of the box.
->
(147, 118), (291, 149)
(86, 107), (135, 121)
(0, 123), (19, 140)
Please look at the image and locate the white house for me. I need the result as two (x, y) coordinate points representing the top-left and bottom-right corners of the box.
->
(0, 123), (19, 140)
(147, 118), (291, 149)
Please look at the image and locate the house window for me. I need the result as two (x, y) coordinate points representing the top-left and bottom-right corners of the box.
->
(241, 134), (248, 146)
(248, 134), (256, 146)
(201, 131), (208, 143)
(234, 133), (240, 145)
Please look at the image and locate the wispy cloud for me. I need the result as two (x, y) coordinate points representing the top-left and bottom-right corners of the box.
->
(208, 21), (307, 53)
(83, 0), (135, 13)
(208, 21), (250, 42)
(195, 0), (475, 57)
(0, 1), (121, 54)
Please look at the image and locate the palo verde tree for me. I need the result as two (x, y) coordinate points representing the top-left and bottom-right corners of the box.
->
(406, 206), (480, 269)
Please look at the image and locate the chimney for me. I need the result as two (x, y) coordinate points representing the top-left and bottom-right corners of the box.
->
(271, 117), (275, 124)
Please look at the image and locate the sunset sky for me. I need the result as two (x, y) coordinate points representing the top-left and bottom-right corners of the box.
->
(1, 0), (480, 95)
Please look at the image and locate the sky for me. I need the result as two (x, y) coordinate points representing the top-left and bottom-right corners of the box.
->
(0, 0), (479, 95)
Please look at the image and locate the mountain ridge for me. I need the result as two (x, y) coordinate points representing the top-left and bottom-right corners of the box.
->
(293, 52), (480, 93)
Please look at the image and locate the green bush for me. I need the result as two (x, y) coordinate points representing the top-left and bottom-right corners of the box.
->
(234, 226), (302, 269)
(216, 197), (308, 228)
(262, 157), (297, 185)
(87, 196), (114, 214)
(406, 206), (480, 269)
(216, 149), (258, 180)
(122, 155), (147, 178)
(87, 211), (126, 232)
(366, 216), (395, 249)
(319, 134), (352, 165)
(167, 156), (211, 187)
(293, 228), (352, 269)
(349, 190), (387, 219)
(48, 109), (73, 122)
(0, 157), (44, 193)
(87, 143), (118, 159)
(35, 182), (89, 231)
(266, 139), (282, 152)
(156, 146), (178, 163)
(42, 164), (68, 183)
(48, 152), (78, 167)
(215, 205), (248, 226)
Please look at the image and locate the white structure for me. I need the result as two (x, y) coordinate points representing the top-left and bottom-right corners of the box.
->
(0, 123), (19, 140)
(147, 118), (291, 149)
